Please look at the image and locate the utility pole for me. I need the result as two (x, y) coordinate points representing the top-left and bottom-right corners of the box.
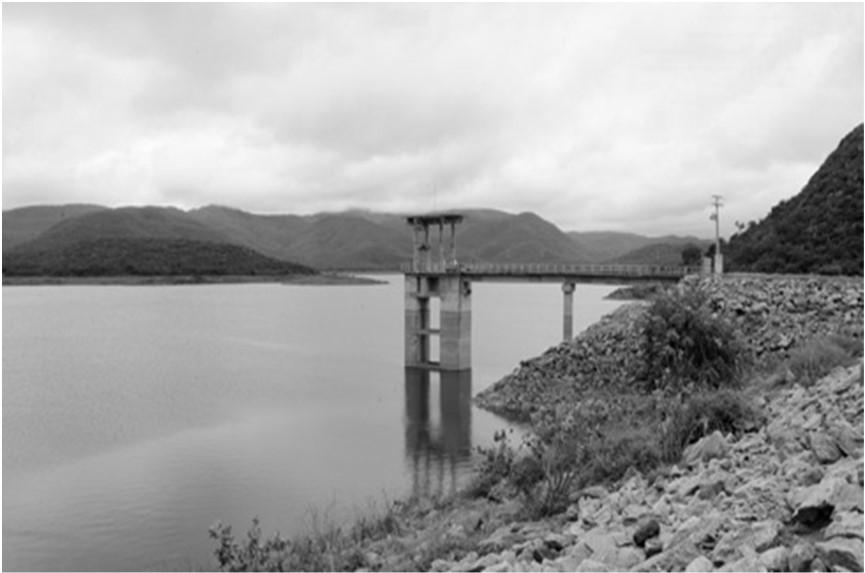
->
(710, 195), (723, 274)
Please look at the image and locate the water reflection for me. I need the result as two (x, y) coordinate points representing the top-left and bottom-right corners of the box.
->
(404, 368), (473, 498)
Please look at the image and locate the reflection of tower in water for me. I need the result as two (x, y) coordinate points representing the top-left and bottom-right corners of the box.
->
(404, 368), (472, 498)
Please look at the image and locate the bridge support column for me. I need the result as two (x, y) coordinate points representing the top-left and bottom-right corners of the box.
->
(405, 275), (431, 367)
(439, 275), (471, 370)
(562, 282), (575, 341)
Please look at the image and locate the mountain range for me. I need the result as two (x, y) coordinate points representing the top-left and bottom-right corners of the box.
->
(2, 204), (708, 274)
(5, 123), (861, 278)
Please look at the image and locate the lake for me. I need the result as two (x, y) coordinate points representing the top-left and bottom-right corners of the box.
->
(2, 275), (623, 571)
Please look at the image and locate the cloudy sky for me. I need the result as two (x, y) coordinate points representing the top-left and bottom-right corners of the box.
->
(3, 3), (862, 236)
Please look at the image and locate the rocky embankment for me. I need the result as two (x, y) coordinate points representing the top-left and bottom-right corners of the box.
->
(421, 361), (864, 573)
(685, 274), (863, 357)
(474, 274), (863, 421)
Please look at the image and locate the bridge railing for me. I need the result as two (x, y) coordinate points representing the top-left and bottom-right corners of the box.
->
(402, 261), (701, 277)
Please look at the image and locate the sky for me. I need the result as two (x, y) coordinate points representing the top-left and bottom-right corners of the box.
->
(2, 3), (863, 237)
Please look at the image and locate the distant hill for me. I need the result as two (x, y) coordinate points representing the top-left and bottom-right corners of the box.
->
(567, 231), (711, 264)
(15, 206), (230, 253)
(457, 211), (590, 263)
(2, 204), (108, 252)
(726, 123), (863, 275)
(283, 213), (411, 268)
(3, 202), (706, 272)
(608, 241), (712, 266)
(3, 237), (315, 277)
(192, 206), (587, 268)
(187, 205), (312, 261)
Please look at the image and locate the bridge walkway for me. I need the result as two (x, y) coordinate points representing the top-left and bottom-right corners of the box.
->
(402, 262), (698, 283)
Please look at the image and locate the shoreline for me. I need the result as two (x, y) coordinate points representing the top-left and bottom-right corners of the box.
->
(1, 273), (387, 286)
(261, 272), (862, 572)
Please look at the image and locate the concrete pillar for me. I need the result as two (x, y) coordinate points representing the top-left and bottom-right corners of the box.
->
(423, 226), (431, 272)
(714, 253), (724, 275)
(562, 282), (575, 341)
(411, 224), (420, 272)
(439, 275), (471, 370)
(438, 222), (446, 268)
(405, 276), (430, 367)
(448, 221), (457, 267)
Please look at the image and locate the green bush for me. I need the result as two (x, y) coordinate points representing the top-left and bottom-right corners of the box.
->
(575, 428), (662, 487)
(210, 518), (290, 572)
(466, 429), (517, 499)
(472, 384), (765, 520)
(520, 418), (580, 517)
(501, 396), (664, 518)
(787, 335), (861, 386)
(639, 285), (745, 393)
(659, 388), (762, 462)
(209, 502), (404, 571)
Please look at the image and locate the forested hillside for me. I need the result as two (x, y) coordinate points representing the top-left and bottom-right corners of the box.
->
(726, 124), (863, 275)
(3, 238), (315, 277)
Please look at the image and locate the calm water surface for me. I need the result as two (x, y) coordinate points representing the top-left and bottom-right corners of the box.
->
(2, 276), (623, 570)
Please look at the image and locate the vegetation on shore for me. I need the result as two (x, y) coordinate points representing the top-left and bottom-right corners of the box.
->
(1, 272), (383, 286)
(208, 277), (862, 571)
(2, 237), (316, 278)
(465, 283), (758, 517)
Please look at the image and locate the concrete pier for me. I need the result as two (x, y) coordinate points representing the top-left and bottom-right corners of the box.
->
(405, 214), (470, 371)
(405, 271), (471, 370)
(562, 282), (575, 341)
(439, 275), (471, 370)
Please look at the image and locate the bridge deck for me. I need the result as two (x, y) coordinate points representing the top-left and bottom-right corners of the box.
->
(402, 262), (697, 283)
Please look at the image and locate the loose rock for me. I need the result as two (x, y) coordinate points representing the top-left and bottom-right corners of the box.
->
(809, 431), (842, 464)
(816, 537), (865, 572)
(684, 555), (714, 572)
(632, 519), (660, 548)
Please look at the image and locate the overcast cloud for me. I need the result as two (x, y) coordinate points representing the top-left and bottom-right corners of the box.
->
(3, 3), (862, 236)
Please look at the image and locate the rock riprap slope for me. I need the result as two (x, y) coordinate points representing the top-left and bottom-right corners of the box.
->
(685, 274), (863, 358)
(474, 274), (863, 421)
(425, 361), (863, 573)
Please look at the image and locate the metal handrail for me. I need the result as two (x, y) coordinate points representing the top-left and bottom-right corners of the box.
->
(403, 261), (699, 278)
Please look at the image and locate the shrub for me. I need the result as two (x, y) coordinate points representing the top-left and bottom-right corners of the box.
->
(519, 437), (578, 518)
(787, 335), (861, 386)
(515, 396), (664, 518)
(209, 501), (405, 572)
(639, 285), (745, 393)
(659, 388), (762, 462)
(575, 428), (662, 488)
(466, 429), (517, 499)
(494, 387), (762, 519)
(210, 517), (290, 572)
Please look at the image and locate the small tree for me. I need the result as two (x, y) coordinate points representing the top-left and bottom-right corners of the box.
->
(639, 285), (745, 393)
(680, 243), (703, 267)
